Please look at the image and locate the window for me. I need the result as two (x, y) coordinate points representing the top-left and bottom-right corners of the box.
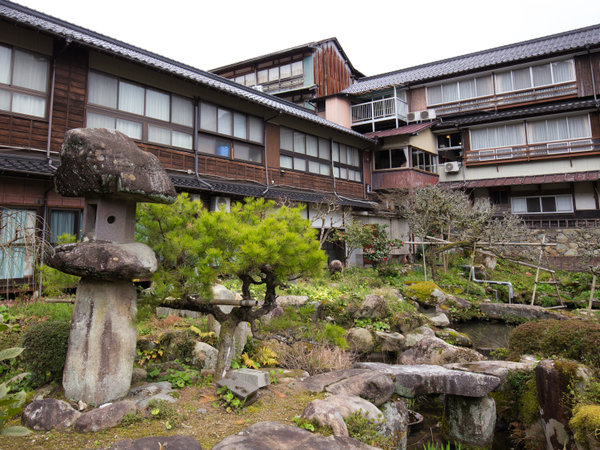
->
(437, 133), (462, 149)
(0, 45), (49, 118)
(50, 210), (81, 243)
(197, 133), (263, 163)
(233, 60), (304, 92)
(199, 101), (263, 144)
(427, 75), (493, 105)
(511, 195), (573, 214)
(332, 142), (362, 181)
(470, 123), (525, 151)
(86, 71), (193, 149)
(279, 127), (334, 176)
(495, 60), (575, 93)
(374, 148), (408, 170)
(0, 208), (36, 280)
(411, 148), (437, 172)
(527, 115), (590, 144)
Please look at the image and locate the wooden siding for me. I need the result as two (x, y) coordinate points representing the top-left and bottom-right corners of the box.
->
(575, 53), (600, 98)
(313, 42), (354, 97)
(372, 169), (438, 191)
(0, 177), (83, 208)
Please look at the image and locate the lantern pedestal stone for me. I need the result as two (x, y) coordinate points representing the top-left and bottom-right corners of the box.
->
(46, 128), (176, 405)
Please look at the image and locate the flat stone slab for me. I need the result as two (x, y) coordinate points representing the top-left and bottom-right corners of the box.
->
(479, 303), (567, 321)
(291, 368), (373, 392)
(21, 398), (80, 431)
(127, 382), (176, 409)
(353, 362), (501, 398)
(326, 371), (395, 406)
(444, 361), (537, 383)
(212, 421), (377, 449)
(217, 369), (270, 405)
(46, 242), (157, 279)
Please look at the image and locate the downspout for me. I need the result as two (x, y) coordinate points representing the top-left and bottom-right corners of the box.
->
(193, 99), (213, 191)
(37, 186), (52, 297)
(587, 46), (599, 105)
(46, 55), (57, 170)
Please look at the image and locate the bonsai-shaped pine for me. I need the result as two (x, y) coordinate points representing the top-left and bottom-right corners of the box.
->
(136, 194), (326, 379)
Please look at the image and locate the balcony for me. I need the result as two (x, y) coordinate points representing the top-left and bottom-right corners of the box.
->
(465, 138), (600, 164)
(351, 97), (408, 130)
(431, 81), (578, 116)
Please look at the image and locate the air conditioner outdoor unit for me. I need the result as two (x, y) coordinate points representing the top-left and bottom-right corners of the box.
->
(406, 111), (418, 122)
(444, 161), (461, 173)
(210, 196), (231, 212)
(419, 109), (437, 120)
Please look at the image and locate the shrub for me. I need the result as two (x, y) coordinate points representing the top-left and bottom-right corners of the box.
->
(21, 321), (70, 387)
(276, 342), (352, 375)
(508, 320), (600, 368)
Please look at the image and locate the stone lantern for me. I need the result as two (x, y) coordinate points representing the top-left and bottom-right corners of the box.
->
(46, 128), (176, 405)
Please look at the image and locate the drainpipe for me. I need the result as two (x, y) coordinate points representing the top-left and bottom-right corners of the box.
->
(46, 56), (57, 170)
(193, 99), (213, 191)
(469, 265), (514, 303)
(37, 186), (53, 297)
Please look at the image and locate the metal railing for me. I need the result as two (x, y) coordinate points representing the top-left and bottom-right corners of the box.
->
(351, 97), (408, 124)
(430, 82), (578, 115)
(524, 218), (600, 229)
(465, 138), (599, 163)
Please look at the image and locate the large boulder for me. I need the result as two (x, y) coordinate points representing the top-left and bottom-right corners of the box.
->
(21, 398), (80, 431)
(403, 326), (435, 348)
(276, 295), (310, 306)
(213, 421), (377, 449)
(398, 336), (484, 365)
(325, 371), (395, 406)
(301, 395), (383, 436)
(55, 128), (176, 203)
(191, 342), (218, 370)
(435, 328), (473, 347)
(479, 303), (567, 321)
(354, 295), (389, 320)
(291, 369), (373, 393)
(46, 242), (157, 280)
(127, 381), (176, 409)
(381, 400), (409, 450)
(346, 328), (375, 353)
(354, 362), (502, 398)
(74, 400), (137, 432)
(535, 360), (572, 449)
(444, 395), (496, 447)
(444, 360), (537, 384)
(374, 331), (405, 353)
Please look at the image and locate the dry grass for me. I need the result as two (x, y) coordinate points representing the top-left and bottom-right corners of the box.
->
(276, 342), (354, 375)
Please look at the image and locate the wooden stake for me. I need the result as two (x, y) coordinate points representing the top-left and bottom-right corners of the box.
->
(531, 235), (545, 306)
(589, 274), (597, 311)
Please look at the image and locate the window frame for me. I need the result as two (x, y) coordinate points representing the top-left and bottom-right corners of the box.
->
(0, 44), (50, 119)
(86, 70), (194, 150)
(510, 194), (574, 214)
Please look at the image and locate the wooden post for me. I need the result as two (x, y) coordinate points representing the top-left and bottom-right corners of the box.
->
(422, 242), (427, 281)
(531, 235), (545, 306)
(589, 274), (597, 311)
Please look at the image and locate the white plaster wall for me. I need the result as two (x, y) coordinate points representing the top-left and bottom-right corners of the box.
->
(574, 182), (597, 210)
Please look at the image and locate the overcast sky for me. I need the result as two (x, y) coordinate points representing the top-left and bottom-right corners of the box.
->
(12, 0), (600, 77)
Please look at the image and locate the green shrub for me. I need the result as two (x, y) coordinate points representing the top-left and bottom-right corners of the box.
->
(21, 321), (70, 387)
(570, 405), (600, 445)
(508, 320), (600, 368)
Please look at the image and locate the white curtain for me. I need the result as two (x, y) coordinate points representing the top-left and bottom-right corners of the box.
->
(12, 93), (45, 117)
(116, 118), (142, 139)
(306, 135), (318, 157)
(293, 157), (306, 171)
(332, 142), (339, 162)
(427, 85), (442, 105)
(320, 163), (331, 176)
(172, 131), (192, 150)
(88, 72), (118, 108)
(0, 45), (11, 84)
(476, 76), (493, 96)
(527, 120), (547, 143)
(552, 61), (574, 83)
(532, 64), (552, 87)
(198, 134), (216, 155)
(308, 160), (319, 173)
(233, 112), (246, 139)
(280, 155), (293, 169)
(291, 61), (303, 77)
(217, 108), (232, 135)
(442, 83), (459, 102)
(293, 132), (305, 154)
(0, 89), (10, 112)
(248, 116), (263, 143)
(145, 89), (169, 121)
(280, 64), (291, 79)
(50, 210), (76, 242)
(118, 81), (144, 115)
(87, 112), (115, 129)
(495, 72), (513, 93)
(567, 115), (590, 138)
(512, 68), (531, 90)
(280, 127), (293, 151)
(13, 50), (48, 92)
(318, 138), (330, 160)
(171, 96), (193, 127)
(200, 103), (217, 132)
(459, 79), (476, 99)
(148, 125), (171, 145)
(339, 145), (348, 164)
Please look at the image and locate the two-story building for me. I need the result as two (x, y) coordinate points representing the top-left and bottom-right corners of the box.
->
(0, 1), (376, 290)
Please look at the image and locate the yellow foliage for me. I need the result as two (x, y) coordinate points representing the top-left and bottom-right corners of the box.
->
(241, 353), (259, 369)
(255, 346), (278, 367)
(570, 404), (600, 445)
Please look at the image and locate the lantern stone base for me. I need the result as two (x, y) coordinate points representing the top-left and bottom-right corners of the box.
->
(63, 279), (137, 406)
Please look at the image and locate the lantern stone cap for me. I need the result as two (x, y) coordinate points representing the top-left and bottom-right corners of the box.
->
(55, 128), (176, 204)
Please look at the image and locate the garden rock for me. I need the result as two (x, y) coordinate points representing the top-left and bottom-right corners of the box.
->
(212, 284), (236, 314)
(402, 325), (435, 348)
(355, 294), (389, 319)
(325, 370), (395, 406)
(346, 327), (374, 353)
(212, 421), (377, 449)
(444, 360), (536, 384)
(536, 360), (572, 449)
(291, 368), (373, 393)
(108, 435), (202, 449)
(131, 368), (147, 384)
(479, 302), (567, 321)
(127, 381), (176, 409)
(233, 321), (252, 359)
(426, 312), (450, 327)
(374, 331), (405, 352)
(21, 398), (81, 431)
(55, 128), (176, 202)
(260, 305), (284, 324)
(354, 362), (502, 398)
(398, 336), (484, 365)
(276, 295), (310, 306)
(46, 242), (157, 280)
(74, 400), (137, 432)
(216, 369), (269, 405)
(444, 394), (496, 447)
(302, 394), (383, 436)
(381, 400), (409, 450)
(191, 341), (218, 370)
(435, 328), (473, 347)
(155, 306), (202, 320)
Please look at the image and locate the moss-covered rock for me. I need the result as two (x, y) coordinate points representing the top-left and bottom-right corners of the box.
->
(569, 405), (600, 448)
(405, 281), (443, 307)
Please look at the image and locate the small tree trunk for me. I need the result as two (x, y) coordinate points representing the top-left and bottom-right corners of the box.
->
(214, 317), (240, 382)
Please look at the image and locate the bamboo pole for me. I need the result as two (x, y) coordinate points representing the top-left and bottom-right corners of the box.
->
(589, 274), (597, 311)
(530, 235), (545, 306)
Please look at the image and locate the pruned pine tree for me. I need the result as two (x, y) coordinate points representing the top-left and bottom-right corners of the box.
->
(136, 194), (326, 379)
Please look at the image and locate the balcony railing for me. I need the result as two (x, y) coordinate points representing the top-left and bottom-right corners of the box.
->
(431, 81), (578, 116)
(465, 138), (599, 164)
(351, 97), (408, 126)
